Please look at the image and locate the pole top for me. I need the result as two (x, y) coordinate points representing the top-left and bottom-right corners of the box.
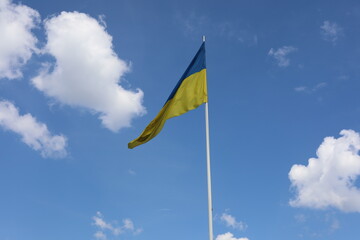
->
(202, 35), (206, 42)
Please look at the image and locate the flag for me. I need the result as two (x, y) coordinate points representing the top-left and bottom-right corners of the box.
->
(128, 42), (207, 149)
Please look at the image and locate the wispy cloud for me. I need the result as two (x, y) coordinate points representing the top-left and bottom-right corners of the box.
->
(175, 12), (207, 36)
(215, 22), (258, 46)
(92, 212), (142, 240)
(294, 82), (327, 93)
(220, 213), (247, 231)
(294, 214), (306, 223)
(175, 13), (257, 45)
(294, 212), (341, 238)
(338, 75), (349, 81)
(328, 217), (340, 232)
(0, 0), (40, 79)
(0, 100), (67, 158)
(320, 21), (343, 44)
(216, 232), (249, 240)
(294, 86), (307, 92)
(289, 129), (360, 212)
(268, 46), (297, 67)
(31, 11), (145, 132)
(94, 231), (107, 240)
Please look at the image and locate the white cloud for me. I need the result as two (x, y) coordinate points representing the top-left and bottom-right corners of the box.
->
(294, 86), (307, 92)
(289, 130), (360, 212)
(32, 11), (145, 132)
(294, 82), (327, 93)
(93, 212), (113, 230)
(216, 232), (249, 240)
(123, 218), (134, 230)
(0, 100), (67, 158)
(176, 11), (207, 35)
(321, 21), (342, 44)
(94, 231), (107, 240)
(330, 218), (340, 231)
(338, 75), (349, 81)
(220, 213), (247, 231)
(268, 46), (297, 67)
(216, 22), (257, 46)
(92, 212), (142, 240)
(313, 82), (327, 90)
(176, 13), (257, 45)
(123, 219), (143, 235)
(0, 0), (40, 79)
(294, 214), (306, 223)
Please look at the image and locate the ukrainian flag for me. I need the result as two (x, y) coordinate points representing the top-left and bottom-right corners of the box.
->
(128, 42), (207, 149)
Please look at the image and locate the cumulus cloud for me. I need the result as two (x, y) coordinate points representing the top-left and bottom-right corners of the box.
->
(0, 0), (40, 79)
(0, 100), (67, 158)
(321, 21), (342, 44)
(268, 46), (297, 67)
(289, 130), (360, 212)
(220, 213), (247, 231)
(32, 11), (145, 132)
(92, 212), (142, 240)
(216, 232), (249, 240)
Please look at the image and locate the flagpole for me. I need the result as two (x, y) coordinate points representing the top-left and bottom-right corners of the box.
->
(203, 35), (214, 240)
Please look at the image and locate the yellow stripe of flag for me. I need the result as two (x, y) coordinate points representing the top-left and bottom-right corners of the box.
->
(128, 43), (207, 149)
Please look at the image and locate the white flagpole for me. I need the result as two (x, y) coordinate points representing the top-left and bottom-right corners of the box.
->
(203, 35), (214, 240)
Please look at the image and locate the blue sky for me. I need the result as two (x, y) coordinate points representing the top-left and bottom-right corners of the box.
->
(1, 0), (360, 239)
